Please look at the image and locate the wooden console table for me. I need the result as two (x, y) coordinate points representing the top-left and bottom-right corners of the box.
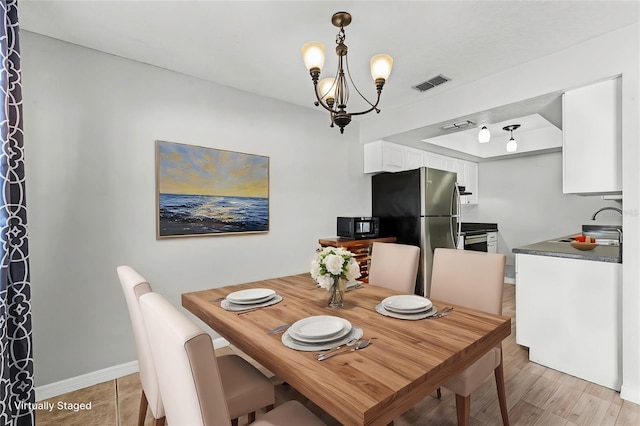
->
(318, 236), (396, 282)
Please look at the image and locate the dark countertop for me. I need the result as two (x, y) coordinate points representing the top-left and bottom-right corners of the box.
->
(513, 235), (621, 263)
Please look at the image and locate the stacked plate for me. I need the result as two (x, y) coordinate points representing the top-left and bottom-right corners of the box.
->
(282, 315), (363, 351)
(221, 288), (282, 311)
(376, 295), (438, 320)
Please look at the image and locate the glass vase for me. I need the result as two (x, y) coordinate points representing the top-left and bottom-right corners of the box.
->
(328, 277), (346, 309)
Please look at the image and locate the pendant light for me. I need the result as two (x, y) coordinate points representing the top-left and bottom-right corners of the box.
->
(478, 126), (491, 143)
(503, 124), (520, 152)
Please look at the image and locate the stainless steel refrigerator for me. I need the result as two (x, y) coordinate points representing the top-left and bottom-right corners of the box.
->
(372, 167), (461, 297)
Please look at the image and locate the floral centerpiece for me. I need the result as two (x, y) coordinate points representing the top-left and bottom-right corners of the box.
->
(310, 246), (361, 308)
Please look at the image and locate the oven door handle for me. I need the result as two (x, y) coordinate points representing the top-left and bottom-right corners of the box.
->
(465, 234), (488, 244)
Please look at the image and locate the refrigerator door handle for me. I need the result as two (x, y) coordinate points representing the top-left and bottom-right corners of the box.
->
(456, 183), (462, 245)
(449, 183), (461, 247)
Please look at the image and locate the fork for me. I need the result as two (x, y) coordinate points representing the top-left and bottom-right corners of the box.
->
(316, 338), (359, 357)
(427, 306), (454, 319)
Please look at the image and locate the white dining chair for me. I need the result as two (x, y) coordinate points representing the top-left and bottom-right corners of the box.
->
(117, 266), (275, 426)
(368, 242), (420, 293)
(139, 291), (327, 426)
(429, 248), (509, 426)
(117, 266), (166, 426)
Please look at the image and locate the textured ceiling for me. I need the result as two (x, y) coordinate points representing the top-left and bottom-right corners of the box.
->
(18, 1), (640, 147)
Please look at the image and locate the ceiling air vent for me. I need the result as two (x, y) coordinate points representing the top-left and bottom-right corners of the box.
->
(412, 74), (450, 92)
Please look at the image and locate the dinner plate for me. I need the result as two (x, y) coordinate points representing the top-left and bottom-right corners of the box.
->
(289, 316), (352, 342)
(282, 326), (364, 351)
(226, 288), (276, 305)
(221, 294), (283, 312)
(382, 295), (433, 313)
(375, 303), (438, 320)
(288, 322), (351, 343)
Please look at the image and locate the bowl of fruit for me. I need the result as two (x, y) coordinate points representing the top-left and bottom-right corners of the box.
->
(570, 235), (597, 251)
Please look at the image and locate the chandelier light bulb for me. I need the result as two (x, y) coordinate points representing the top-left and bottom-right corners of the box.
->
(370, 54), (394, 81)
(318, 77), (336, 101)
(478, 126), (491, 143)
(301, 41), (326, 72)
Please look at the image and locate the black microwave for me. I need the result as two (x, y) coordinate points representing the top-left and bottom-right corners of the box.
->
(337, 217), (379, 239)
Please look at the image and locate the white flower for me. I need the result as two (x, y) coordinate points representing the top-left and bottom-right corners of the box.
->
(310, 259), (320, 280)
(316, 274), (333, 289)
(324, 254), (344, 275)
(310, 247), (360, 289)
(346, 259), (360, 281)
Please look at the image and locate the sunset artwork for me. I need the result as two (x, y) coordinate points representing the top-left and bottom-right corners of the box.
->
(156, 141), (269, 238)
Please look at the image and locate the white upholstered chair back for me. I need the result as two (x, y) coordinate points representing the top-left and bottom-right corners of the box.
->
(117, 266), (165, 421)
(140, 291), (231, 426)
(368, 242), (420, 294)
(430, 248), (506, 315)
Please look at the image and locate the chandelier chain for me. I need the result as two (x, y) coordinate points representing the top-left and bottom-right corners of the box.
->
(336, 27), (346, 45)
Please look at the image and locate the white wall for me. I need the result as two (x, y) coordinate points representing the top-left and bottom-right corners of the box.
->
(462, 152), (621, 266)
(362, 23), (640, 404)
(22, 31), (369, 386)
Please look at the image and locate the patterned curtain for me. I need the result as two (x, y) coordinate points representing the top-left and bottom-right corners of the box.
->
(0, 0), (34, 425)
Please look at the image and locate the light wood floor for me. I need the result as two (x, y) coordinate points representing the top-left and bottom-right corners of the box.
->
(36, 284), (640, 425)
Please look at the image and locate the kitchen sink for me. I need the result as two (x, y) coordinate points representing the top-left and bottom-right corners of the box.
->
(550, 238), (574, 243)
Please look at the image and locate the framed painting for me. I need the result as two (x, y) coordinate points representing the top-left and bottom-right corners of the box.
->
(155, 140), (269, 238)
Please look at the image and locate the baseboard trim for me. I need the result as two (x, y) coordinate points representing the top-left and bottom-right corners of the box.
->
(35, 361), (139, 402)
(505, 277), (515, 284)
(620, 383), (640, 405)
(35, 337), (231, 402)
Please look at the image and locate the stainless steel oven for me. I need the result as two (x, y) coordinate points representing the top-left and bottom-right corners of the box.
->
(464, 233), (488, 252)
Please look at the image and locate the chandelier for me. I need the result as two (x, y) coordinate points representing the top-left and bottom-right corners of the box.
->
(301, 12), (393, 134)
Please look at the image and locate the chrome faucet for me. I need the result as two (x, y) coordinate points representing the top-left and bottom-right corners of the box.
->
(591, 207), (622, 220)
(590, 207), (623, 262)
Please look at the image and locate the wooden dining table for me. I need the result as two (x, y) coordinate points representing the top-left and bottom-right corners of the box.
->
(182, 273), (511, 426)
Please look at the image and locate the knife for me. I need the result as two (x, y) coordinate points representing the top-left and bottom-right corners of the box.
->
(317, 339), (371, 361)
(266, 324), (290, 334)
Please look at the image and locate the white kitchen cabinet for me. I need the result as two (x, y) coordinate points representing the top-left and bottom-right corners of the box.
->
(459, 160), (478, 205)
(363, 142), (479, 204)
(562, 77), (621, 195)
(515, 253), (621, 390)
(404, 146), (425, 170)
(363, 140), (405, 173)
(423, 151), (448, 171)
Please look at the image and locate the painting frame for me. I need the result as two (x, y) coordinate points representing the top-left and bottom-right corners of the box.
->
(155, 140), (270, 239)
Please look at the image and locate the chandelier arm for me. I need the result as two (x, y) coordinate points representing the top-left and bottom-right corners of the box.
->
(344, 55), (377, 110)
(348, 92), (383, 116)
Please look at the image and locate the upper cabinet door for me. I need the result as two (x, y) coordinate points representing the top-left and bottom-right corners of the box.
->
(364, 140), (405, 173)
(404, 147), (424, 170)
(562, 77), (622, 195)
(462, 161), (478, 205)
